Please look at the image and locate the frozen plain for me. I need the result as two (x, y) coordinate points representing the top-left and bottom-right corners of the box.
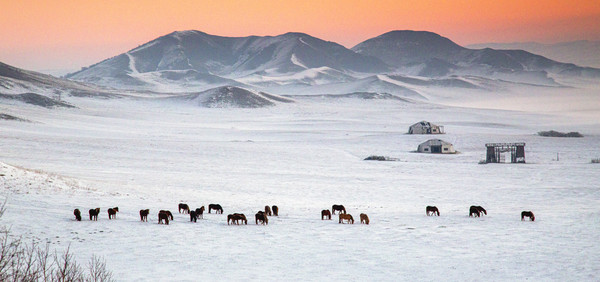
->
(1, 86), (599, 281)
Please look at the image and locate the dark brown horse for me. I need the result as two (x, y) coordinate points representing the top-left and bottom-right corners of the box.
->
(107, 207), (119, 219)
(89, 208), (100, 221)
(73, 209), (81, 221)
(159, 210), (174, 220)
(264, 206), (272, 216)
(332, 205), (346, 214)
(339, 213), (354, 224)
(321, 209), (331, 220)
(521, 211), (535, 221)
(272, 205), (279, 216)
(195, 206), (205, 219)
(178, 203), (190, 214)
(190, 210), (198, 222)
(426, 206), (440, 216)
(255, 211), (268, 225)
(158, 211), (170, 225)
(208, 204), (223, 214)
(360, 213), (369, 224)
(139, 209), (149, 222)
(469, 206), (487, 217)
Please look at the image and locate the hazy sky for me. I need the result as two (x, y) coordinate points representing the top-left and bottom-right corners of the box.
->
(1, 0), (599, 72)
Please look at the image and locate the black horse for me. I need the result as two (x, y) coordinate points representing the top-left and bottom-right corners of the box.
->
(208, 204), (223, 214)
(89, 208), (100, 221)
(332, 205), (346, 214)
(190, 210), (198, 222)
(139, 209), (149, 222)
(107, 207), (119, 219)
(521, 211), (535, 221)
(469, 206), (487, 217)
(158, 211), (170, 225)
(426, 206), (440, 216)
(73, 209), (81, 221)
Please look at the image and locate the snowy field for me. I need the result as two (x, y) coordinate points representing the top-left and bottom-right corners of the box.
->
(1, 87), (599, 281)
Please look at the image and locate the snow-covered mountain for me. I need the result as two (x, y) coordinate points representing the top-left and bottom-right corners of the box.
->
(352, 30), (600, 85)
(467, 40), (600, 69)
(66, 31), (387, 90)
(40, 30), (600, 97)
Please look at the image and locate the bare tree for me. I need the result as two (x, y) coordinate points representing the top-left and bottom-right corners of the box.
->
(0, 200), (114, 282)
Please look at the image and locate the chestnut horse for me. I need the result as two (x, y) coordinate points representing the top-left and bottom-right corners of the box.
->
(89, 208), (100, 221)
(332, 205), (346, 214)
(208, 204), (223, 214)
(228, 213), (248, 225)
(139, 209), (149, 222)
(255, 211), (268, 225)
(321, 209), (331, 220)
(158, 211), (170, 225)
(195, 206), (205, 219)
(360, 213), (369, 225)
(264, 206), (272, 216)
(272, 205), (279, 216)
(73, 209), (81, 221)
(178, 203), (190, 214)
(159, 210), (174, 220)
(339, 213), (354, 224)
(107, 207), (119, 219)
(469, 206), (487, 217)
(521, 211), (535, 221)
(426, 206), (440, 216)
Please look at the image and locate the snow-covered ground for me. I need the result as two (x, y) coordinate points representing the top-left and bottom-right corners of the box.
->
(1, 86), (599, 281)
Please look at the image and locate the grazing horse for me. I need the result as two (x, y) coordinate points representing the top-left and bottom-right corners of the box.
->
(178, 203), (190, 214)
(158, 211), (170, 225)
(272, 205), (279, 216)
(228, 213), (248, 225)
(195, 206), (205, 219)
(107, 207), (119, 219)
(255, 211), (268, 225)
(321, 209), (332, 220)
(89, 208), (100, 221)
(332, 205), (346, 214)
(469, 206), (487, 217)
(73, 209), (81, 221)
(208, 204), (223, 214)
(159, 210), (174, 220)
(139, 209), (149, 222)
(190, 210), (198, 222)
(264, 206), (272, 216)
(521, 211), (535, 221)
(426, 206), (440, 216)
(339, 213), (354, 224)
(360, 213), (370, 225)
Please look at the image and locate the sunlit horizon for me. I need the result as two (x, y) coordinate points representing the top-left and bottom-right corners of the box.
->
(1, 0), (599, 72)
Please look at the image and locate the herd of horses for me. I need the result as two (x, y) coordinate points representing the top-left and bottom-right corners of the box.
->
(321, 205), (370, 224)
(72, 204), (536, 224)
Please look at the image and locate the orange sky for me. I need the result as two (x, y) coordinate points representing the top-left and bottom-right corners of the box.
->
(1, 0), (599, 72)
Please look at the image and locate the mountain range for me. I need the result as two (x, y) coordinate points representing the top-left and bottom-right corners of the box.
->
(64, 30), (600, 94)
(1, 30), (599, 108)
